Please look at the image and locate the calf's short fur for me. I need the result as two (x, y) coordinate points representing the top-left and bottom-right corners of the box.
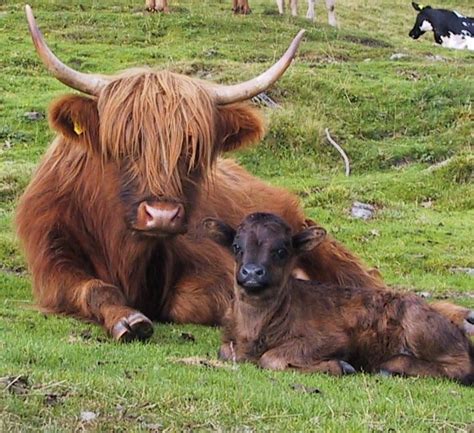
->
(203, 213), (474, 385)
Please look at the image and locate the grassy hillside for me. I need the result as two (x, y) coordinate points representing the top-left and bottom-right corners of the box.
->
(0, 0), (473, 431)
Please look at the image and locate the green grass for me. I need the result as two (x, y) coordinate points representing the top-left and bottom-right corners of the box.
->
(1, 0), (473, 431)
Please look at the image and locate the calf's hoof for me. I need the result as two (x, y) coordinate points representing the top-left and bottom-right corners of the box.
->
(112, 312), (154, 342)
(339, 360), (356, 375)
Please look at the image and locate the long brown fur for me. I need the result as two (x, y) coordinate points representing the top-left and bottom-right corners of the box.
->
(15, 68), (472, 340)
(211, 213), (473, 385)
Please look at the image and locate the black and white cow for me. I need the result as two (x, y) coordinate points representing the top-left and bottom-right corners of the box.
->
(409, 2), (474, 50)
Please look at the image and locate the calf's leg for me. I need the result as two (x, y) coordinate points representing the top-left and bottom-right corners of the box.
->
(379, 354), (458, 380)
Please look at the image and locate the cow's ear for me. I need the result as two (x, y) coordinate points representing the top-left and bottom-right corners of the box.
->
(292, 226), (327, 253)
(216, 103), (265, 152)
(49, 94), (99, 151)
(202, 217), (236, 249)
(412, 2), (425, 11)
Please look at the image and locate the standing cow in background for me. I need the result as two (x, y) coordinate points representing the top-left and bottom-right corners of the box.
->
(409, 2), (474, 50)
(276, 0), (337, 26)
(231, 0), (337, 27)
(17, 6), (472, 342)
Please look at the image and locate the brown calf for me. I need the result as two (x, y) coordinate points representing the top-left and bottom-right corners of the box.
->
(203, 213), (474, 385)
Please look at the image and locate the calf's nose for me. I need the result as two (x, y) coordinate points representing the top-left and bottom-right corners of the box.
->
(238, 263), (268, 287)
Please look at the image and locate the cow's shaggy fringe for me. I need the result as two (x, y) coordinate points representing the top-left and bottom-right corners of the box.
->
(99, 70), (216, 198)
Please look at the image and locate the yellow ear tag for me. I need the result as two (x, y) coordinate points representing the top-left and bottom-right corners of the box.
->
(73, 122), (84, 135)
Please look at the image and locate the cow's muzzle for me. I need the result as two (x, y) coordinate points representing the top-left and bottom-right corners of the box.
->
(133, 201), (187, 236)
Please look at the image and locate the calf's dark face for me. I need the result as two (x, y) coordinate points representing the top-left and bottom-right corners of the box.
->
(202, 214), (326, 298)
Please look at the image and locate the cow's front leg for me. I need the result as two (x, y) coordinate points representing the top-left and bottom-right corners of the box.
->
(78, 279), (153, 342)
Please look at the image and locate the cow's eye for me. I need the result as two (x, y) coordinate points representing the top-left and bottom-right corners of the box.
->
(232, 244), (242, 255)
(275, 248), (288, 260)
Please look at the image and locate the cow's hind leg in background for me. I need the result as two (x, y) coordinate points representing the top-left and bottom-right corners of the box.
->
(145, 0), (169, 12)
(290, 0), (298, 17)
(232, 0), (251, 14)
(325, 0), (337, 27)
(306, 0), (316, 21)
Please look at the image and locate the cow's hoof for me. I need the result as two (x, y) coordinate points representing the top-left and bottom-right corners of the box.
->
(112, 312), (154, 342)
(339, 360), (356, 375)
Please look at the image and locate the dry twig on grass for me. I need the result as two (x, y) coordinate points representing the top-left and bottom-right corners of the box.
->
(325, 128), (350, 176)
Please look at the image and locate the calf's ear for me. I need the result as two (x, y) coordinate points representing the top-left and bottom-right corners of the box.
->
(293, 226), (327, 253)
(201, 218), (236, 249)
(216, 103), (266, 152)
(49, 94), (100, 152)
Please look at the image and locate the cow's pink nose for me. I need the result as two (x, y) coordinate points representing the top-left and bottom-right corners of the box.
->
(135, 201), (186, 234)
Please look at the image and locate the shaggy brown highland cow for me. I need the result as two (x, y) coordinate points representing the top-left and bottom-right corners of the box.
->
(16, 6), (473, 341)
(204, 213), (474, 385)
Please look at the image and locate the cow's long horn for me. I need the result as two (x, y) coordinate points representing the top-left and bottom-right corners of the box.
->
(213, 30), (305, 105)
(25, 5), (109, 95)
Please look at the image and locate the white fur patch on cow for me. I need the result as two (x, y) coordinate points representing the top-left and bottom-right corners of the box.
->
(440, 32), (474, 50)
(420, 20), (433, 32)
(453, 10), (465, 18)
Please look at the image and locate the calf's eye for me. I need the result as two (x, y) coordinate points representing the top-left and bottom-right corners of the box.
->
(275, 248), (288, 260)
(232, 244), (242, 255)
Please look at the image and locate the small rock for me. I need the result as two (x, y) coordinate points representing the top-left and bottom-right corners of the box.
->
(251, 92), (279, 109)
(24, 111), (44, 121)
(144, 423), (164, 432)
(351, 202), (376, 220)
(369, 229), (380, 237)
(426, 54), (445, 62)
(363, 58), (371, 62)
(390, 53), (408, 60)
(80, 411), (97, 422)
(418, 292), (431, 299)
(450, 267), (474, 276)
